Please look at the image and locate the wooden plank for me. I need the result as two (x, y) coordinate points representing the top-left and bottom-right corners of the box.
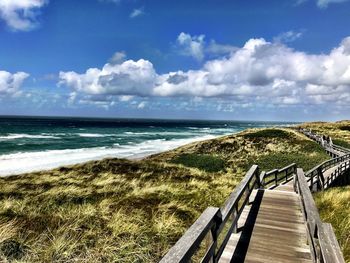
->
(319, 223), (345, 263)
(219, 189), (312, 263)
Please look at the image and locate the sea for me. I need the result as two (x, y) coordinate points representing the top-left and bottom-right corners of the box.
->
(0, 116), (297, 176)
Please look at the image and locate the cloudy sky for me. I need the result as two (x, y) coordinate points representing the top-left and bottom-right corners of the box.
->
(1, 0), (350, 121)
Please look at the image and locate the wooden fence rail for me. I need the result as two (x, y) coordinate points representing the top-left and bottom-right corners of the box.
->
(294, 168), (345, 263)
(261, 163), (296, 189)
(299, 128), (350, 191)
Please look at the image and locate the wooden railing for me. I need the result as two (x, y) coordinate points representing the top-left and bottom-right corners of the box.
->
(333, 144), (350, 154)
(306, 153), (350, 191)
(260, 163), (296, 189)
(294, 168), (345, 263)
(299, 128), (347, 157)
(160, 165), (260, 263)
(299, 128), (350, 191)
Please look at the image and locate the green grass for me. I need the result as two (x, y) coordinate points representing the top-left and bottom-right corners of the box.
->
(0, 127), (332, 262)
(171, 154), (225, 173)
(253, 152), (328, 172)
(245, 133), (329, 172)
(314, 186), (350, 262)
(242, 129), (290, 139)
(333, 139), (350, 149)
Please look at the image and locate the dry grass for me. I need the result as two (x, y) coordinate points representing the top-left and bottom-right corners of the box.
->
(0, 128), (330, 262)
(314, 186), (350, 262)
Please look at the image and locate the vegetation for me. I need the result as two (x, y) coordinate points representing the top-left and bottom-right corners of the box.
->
(299, 120), (350, 145)
(314, 186), (350, 262)
(251, 140), (329, 171)
(242, 128), (290, 139)
(0, 128), (331, 262)
(333, 139), (350, 149)
(171, 154), (225, 173)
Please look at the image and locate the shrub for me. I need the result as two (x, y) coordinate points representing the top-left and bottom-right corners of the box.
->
(339, 125), (350, 131)
(243, 129), (290, 139)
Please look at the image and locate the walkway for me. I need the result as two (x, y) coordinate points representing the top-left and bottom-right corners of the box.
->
(220, 189), (312, 263)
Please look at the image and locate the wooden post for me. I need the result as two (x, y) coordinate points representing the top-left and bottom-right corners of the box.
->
(275, 170), (278, 186)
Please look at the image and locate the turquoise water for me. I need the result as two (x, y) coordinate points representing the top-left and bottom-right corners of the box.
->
(0, 117), (297, 176)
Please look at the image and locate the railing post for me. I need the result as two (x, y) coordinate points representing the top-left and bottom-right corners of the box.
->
(259, 171), (266, 189)
(254, 166), (261, 188)
(285, 169), (288, 183)
(317, 166), (324, 190)
(275, 170), (278, 187)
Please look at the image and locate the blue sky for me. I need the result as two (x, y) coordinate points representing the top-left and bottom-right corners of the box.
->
(1, 0), (350, 121)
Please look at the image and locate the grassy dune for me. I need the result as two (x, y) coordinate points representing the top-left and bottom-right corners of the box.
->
(0, 128), (330, 262)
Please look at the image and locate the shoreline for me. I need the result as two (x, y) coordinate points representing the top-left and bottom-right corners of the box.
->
(0, 133), (219, 177)
(0, 124), (298, 177)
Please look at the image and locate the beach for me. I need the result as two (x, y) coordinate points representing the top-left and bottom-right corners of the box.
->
(0, 117), (295, 176)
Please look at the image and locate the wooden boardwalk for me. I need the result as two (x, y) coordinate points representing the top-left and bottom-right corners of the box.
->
(220, 189), (312, 263)
(161, 130), (348, 263)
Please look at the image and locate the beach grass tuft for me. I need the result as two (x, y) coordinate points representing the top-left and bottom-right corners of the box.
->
(171, 154), (225, 173)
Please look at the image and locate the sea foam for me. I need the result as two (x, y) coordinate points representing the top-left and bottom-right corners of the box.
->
(0, 135), (215, 176)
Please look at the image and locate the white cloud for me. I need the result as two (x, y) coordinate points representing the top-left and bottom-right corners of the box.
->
(0, 0), (48, 31)
(130, 7), (144, 18)
(110, 51), (127, 64)
(137, 101), (147, 109)
(273, 30), (303, 43)
(59, 59), (157, 96)
(59, 36), (350, 108)
(177, 32), (206, 61)
(119, 95), (133, 102)
(176, 33), (237, 60)
(206, 40), (237, 56)
(0, 70), (29, 96)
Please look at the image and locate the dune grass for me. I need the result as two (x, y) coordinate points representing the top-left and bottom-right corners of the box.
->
(314, 186), (350, 262)
(171, 154), (226, 173)
(0, 128), (331, 262)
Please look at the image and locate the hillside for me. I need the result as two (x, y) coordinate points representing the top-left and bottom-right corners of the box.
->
(0, 128), (330, 262)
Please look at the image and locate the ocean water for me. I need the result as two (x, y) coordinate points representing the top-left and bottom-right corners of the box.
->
(0, 117), (296, 176)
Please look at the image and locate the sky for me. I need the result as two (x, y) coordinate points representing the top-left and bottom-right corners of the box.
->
(1, 0), (350, 121)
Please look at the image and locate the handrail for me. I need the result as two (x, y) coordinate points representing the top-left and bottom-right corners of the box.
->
(216, 165), (260, 259)
(294, 168), (345, 263)
(160, 165), (260, 262)
(299, 128), (350, 190)
(160, 207), (221, 263)
(262, 163), (296, 189)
